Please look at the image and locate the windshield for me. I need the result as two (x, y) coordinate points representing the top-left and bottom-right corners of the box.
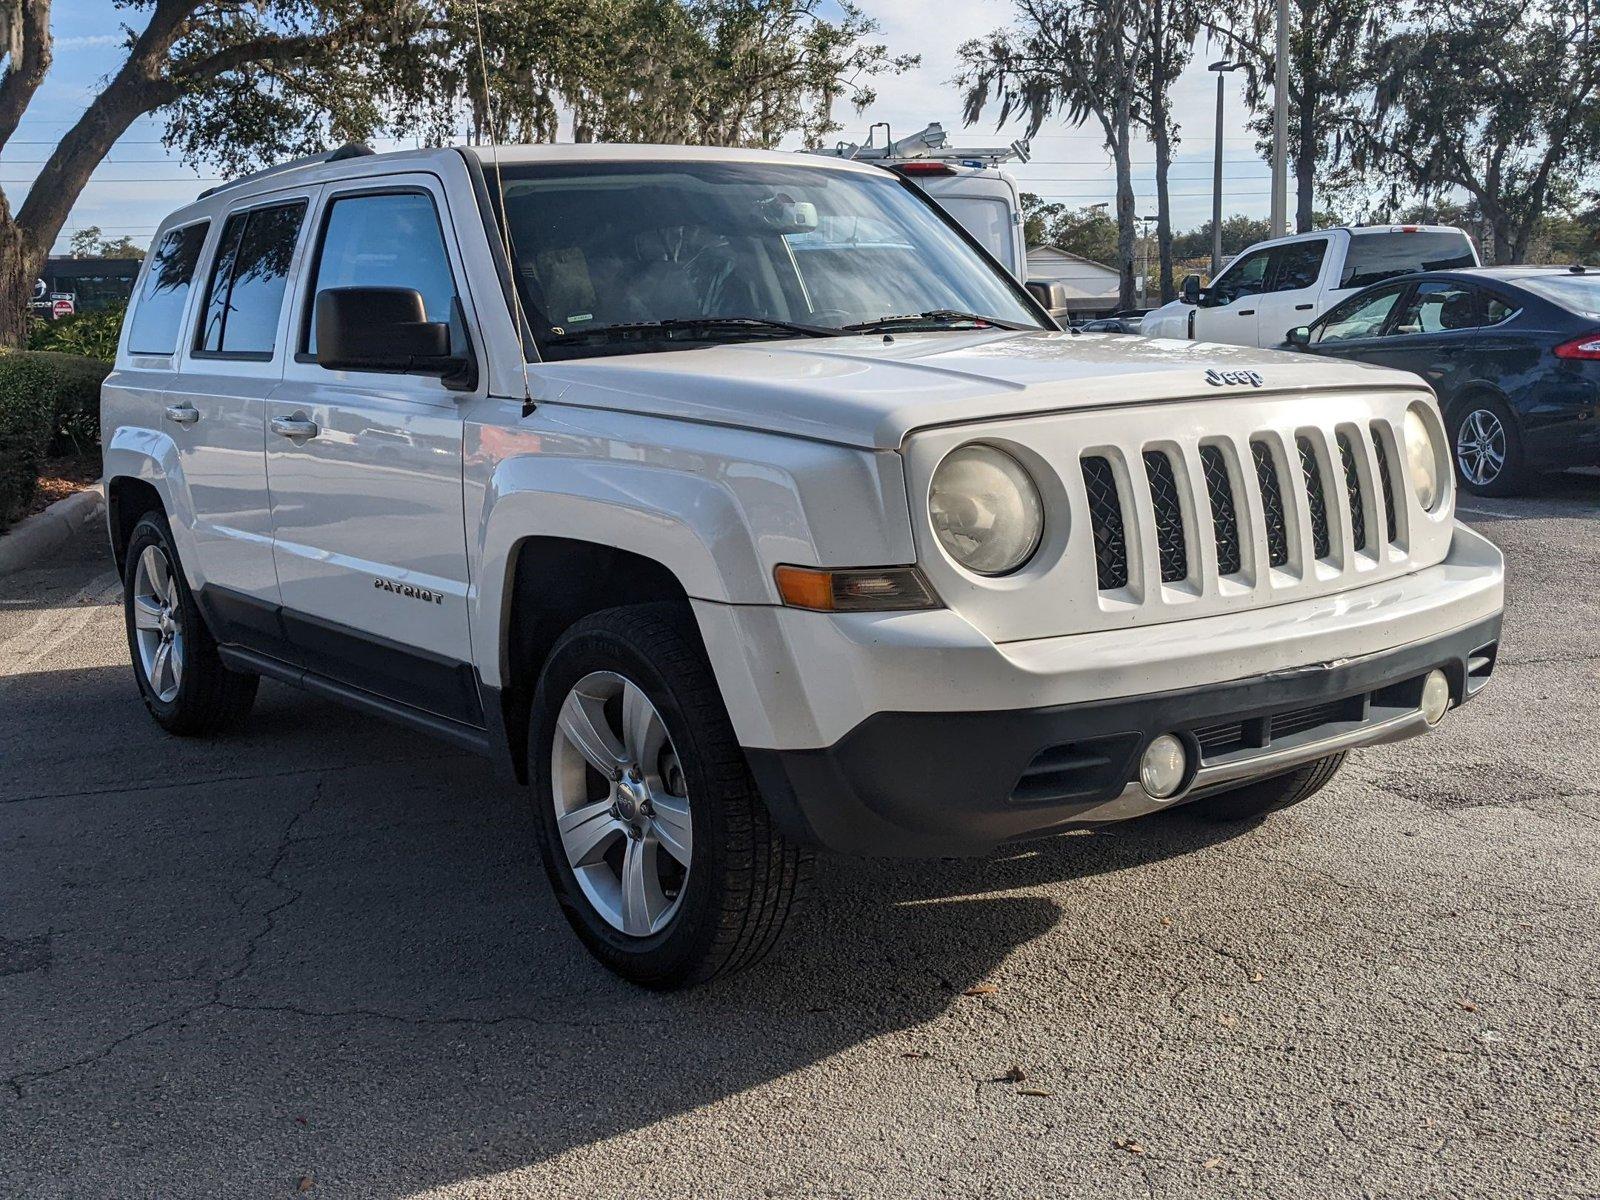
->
(488, 159), (1046, 360)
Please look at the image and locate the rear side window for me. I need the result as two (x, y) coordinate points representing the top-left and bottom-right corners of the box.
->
(126, 222), (207, 355)
(303, 191), (456, 356)
(197, 200), (307, 357)
(1341, 231), (1476, 289)
(1392, 281), (1486, 334)
(1270, 239), (1327, 292)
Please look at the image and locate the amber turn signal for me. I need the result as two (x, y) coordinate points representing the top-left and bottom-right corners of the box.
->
(774, 565), (940, 612)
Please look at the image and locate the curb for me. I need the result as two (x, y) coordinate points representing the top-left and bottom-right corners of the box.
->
(0, 484), (105, 576)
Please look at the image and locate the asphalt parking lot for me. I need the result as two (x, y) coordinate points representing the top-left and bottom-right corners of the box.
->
(2, 476), (1598, 1199)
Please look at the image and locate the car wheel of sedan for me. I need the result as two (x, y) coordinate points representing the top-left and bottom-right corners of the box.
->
(122, 512), (259, 735)
(1184, 753), (1346, 824)
(1451, 397), (1529, 497)
(528, 602), (811, 989)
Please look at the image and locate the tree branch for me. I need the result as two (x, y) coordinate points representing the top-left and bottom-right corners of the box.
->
(0, 0), (53, 152)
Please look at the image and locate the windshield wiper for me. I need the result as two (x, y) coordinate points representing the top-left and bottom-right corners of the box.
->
(545, 316), (843, 345)
(842, 309), (1033, 333)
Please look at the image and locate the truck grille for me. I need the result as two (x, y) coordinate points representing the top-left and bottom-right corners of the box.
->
(1081, 455), (1129, 590)
(1251, 440), (1291, 568)
(1296, 436), (1332, 559)
(1142, 450), (1188, 583)
(1198, 444), (1243, 577)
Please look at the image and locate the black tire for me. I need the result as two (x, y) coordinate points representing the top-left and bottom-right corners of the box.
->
(1449, 395), (1530, 497)
(1184, 753), (1346, 824)
(122, 512), (258, 736)
(527, 602), (812, 989)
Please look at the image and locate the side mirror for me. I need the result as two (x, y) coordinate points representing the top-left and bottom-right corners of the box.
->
(1180, 273), (1202, 305)
(1026, 280), (1071, 316)
(315, 287), (476, 390)
(1286, 325), (1312, 347)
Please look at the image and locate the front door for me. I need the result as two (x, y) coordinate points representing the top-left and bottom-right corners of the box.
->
(266, 178), (480, 725)
(1193, 244), (1271, 345)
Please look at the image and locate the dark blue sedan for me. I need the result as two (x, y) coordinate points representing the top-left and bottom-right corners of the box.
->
(1284, 266), (1600, 495)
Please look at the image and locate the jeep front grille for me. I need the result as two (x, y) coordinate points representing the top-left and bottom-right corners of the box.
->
(1075, 417), (1409, 602)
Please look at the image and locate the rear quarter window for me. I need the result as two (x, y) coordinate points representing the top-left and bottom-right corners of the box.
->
(1341, 231), (1477, 289)
(126, 222), (208, 355)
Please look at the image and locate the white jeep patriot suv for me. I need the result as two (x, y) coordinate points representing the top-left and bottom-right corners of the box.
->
(103, 143), (1504, 987)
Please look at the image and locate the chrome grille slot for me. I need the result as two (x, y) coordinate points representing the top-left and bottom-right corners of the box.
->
(1371, 425), (1399, 544)
(1297, 436), (1332, 560)
(1251, 440), (1291, 568)
(1337, 432), (1368, 552)
(1198, 444), (1243, 576)
(1081, 455), (1130, 591)
(1142, 450), (1188, 583)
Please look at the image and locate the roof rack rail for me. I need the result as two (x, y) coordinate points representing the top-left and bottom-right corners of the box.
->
(806, 122), (1030, 168)
(197, 142), (375, 200)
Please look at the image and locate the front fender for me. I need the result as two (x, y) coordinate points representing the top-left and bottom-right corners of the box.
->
(465, 406), (916, 689)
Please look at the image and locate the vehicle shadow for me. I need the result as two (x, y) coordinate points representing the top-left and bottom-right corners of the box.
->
(1, 662), (1252, 1197)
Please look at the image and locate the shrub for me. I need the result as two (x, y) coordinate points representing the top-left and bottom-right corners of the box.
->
(30, 304), (126, 361)
(0, 351), (112, 530)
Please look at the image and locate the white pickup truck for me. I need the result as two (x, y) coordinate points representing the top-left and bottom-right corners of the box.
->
(103, 144), (1503, 987)
(1141, 225), (1480, 347)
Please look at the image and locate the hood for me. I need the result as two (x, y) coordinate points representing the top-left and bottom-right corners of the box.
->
(534, 329), (1427, 450)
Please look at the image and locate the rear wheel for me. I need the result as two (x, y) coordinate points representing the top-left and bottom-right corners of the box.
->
(1184, 753), (1346, 824)
(122, 513), (258, 735)
(1451, 397), (1530, 497)
(528, 603), (811, 988)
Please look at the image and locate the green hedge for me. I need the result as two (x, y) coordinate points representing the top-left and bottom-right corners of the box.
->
(0, 351), (112, 531)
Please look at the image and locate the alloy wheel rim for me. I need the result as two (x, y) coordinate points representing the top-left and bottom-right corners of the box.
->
(131, 544), (184, 703)
(551, 670), (693, 938)
(1456, 408), (1506, 486)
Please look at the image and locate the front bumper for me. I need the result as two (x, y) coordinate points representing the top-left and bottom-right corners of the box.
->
(745, 612), (1501, 856)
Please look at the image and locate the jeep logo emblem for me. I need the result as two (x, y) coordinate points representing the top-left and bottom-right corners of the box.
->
(1205, 368), (1264, 388)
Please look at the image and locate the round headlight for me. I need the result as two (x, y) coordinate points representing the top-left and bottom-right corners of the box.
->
(929, 444), (1044, 576)
(1403, 407), (1442, 511)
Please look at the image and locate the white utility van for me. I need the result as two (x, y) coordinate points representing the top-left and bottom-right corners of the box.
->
(1141, 225), (1480, 347)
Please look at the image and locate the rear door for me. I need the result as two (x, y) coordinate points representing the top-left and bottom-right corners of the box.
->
(165, 194), (314, 629)
(265, 175), (480, 725)
(1373, 280), (1512, 401)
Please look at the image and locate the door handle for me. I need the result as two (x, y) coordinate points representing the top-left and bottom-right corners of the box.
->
(1294, 303), (1314, 311)
(270, 414), (319, 439)
(163, 403), (199, 425)
(1238, 309), (1256, 316)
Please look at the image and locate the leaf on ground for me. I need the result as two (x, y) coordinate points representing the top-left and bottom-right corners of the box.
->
(1018, 1087), (1053, 1098)
(296, 1177), (314, 1193)
(1458, 1000), (1479, 1013)
(963, 983), (999, 996)
(1114, 1136), (1146, 1154)
(901, 1050), (931, 1059)
(1249, 970), (1265, 983)
(1203, 1157), (1224, 1170)
(1218, 1013), (1238, 1027)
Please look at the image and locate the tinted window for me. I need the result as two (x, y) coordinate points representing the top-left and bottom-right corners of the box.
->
(1210, 247), (1271, 304)
(127, 222), (207, 354)
(1392, 281), (1485, 335)
(1313, 285), (1405, 344)
(197, 201), (306, 356)
(305, 192), (456, 355)
(1270, 239), (1327, 292)
(1340, 230), (1476, 289)
(1517, 274), (1600, 316)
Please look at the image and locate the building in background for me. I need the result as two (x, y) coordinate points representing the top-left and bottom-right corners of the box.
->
(32, 256), (142, 320)
(1023, 245), (1127, 318)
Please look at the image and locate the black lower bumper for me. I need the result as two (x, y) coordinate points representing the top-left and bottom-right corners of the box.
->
(745, 614), (1502, 858)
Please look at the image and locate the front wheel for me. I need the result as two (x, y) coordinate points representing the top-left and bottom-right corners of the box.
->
(1183, 753), (1346, 824)
(528, 603), (811, 989)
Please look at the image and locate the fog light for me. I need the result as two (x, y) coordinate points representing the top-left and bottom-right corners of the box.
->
(1139, 733), (1189, 799)
(1421, 669), (1451, 726)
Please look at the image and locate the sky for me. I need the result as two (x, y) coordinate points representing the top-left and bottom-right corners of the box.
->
(26, 0), (1275, 256)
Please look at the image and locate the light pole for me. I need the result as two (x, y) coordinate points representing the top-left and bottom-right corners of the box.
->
(1137, 213), (1157, 307)
(1208, 61), (1246, 278)
(1271, 0), (1289, 237)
